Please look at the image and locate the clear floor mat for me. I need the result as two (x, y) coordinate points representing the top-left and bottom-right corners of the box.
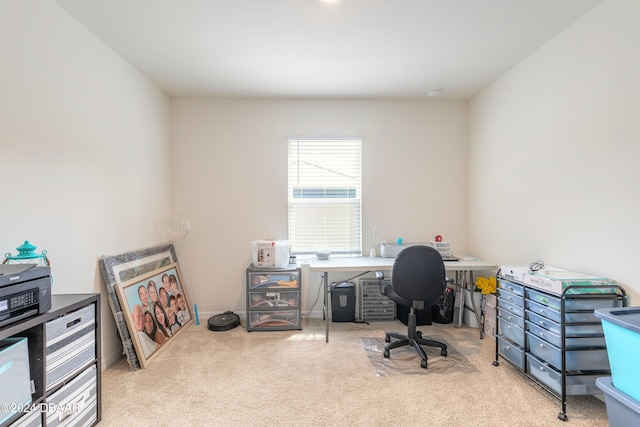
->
(361, 335), (480, 377)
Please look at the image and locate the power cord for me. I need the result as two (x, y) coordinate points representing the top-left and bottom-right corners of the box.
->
(529, 260), (545, 273)
(302, 275), (325, 317)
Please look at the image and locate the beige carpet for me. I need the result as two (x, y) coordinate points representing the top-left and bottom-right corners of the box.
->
(100, 319), (609, 426)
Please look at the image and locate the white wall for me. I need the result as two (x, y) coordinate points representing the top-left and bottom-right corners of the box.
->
(468, 0), (640, 303)
(170, 99), (468, 318)
(0, 1), (171, 365)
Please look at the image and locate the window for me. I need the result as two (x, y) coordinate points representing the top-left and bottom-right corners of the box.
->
(288, 137), (362, 256)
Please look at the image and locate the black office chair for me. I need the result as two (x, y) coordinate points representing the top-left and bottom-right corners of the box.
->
(378, 245), (448, 369)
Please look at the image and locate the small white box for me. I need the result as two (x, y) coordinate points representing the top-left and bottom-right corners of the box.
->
(499, 265), (529, 283)
(252, 240), (290, 268)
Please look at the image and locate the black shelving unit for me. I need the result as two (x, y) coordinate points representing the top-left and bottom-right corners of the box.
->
(1, 294), (101, 427)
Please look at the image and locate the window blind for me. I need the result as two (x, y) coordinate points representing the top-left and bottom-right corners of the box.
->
(287, 137), (362, 255)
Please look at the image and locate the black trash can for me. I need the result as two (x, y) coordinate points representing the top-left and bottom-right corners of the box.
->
(330, 282), (356, 322)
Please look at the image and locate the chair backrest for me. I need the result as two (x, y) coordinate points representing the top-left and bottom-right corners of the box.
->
(391, 245), (446, 304)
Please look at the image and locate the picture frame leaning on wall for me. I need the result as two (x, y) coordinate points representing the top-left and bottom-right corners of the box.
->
(115, 262), (193, 368)
(99, 244), (178, 370)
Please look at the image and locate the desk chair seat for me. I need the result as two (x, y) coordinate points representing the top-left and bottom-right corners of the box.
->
(379, 245), (448, 369)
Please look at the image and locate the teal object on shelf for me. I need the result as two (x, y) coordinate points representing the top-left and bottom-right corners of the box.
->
(3, 240), (50, 266)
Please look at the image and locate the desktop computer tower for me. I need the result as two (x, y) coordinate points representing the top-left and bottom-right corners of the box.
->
(330, 282), (356, 322)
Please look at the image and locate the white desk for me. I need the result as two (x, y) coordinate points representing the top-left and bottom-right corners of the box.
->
(309, 257), (498, 342)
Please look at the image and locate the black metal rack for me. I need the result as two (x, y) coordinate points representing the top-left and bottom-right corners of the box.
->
(492, 272), (627, 421)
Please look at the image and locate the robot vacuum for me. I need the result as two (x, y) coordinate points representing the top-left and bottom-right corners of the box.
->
(207, 311), (241, 331)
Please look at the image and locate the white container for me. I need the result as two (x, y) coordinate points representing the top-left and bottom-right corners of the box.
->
(464, 307), (480, 327)
(428, 241), (451, 257)
(500, 265), (529, 283)
(252, 240), (290, 268)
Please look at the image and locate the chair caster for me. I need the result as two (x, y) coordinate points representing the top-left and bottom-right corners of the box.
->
(420, 360), (428, 369)
(416, 331), (423, 339)
(384, 349), (390, 358)
(441, 348), (447, 357)
(385, 335), (391, 343)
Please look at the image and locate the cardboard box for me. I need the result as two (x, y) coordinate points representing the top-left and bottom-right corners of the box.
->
(483, 306), (496, 338)
(483, 294), (497, 309)
(523, 268), (612, 296)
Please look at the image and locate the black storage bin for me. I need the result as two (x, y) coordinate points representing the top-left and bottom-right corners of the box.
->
(330, 282), (356, 322)
(396, 304), (432, 326)
(396, 287), (455, 326)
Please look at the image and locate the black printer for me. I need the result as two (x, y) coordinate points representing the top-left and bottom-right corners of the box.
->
(0, 264), (52, 328)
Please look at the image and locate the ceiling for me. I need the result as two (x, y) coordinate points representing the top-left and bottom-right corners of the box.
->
(54, 0), (601, 100)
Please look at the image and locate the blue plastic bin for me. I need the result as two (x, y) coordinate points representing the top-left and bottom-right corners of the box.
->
(594, 307), (640, 402)
(596, 377), (640, 427)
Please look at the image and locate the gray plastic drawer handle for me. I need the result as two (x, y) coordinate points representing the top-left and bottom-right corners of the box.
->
(66, 318), (81, 328)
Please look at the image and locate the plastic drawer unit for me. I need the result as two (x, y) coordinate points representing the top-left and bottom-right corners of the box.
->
(493, 272), (627, 422)
(526, 332), (609, 371)
(497, 307), (525, 329)
(527, 354), (602, 396)
(526, 320), (605, 349)
(246, 266), (302, 331)
(497, 317), (525, 347)
(496, 279), (527, 370)
(497, 335), (524, 369)
(497, 296), (525, 319)
(359, 279), (396, 321)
